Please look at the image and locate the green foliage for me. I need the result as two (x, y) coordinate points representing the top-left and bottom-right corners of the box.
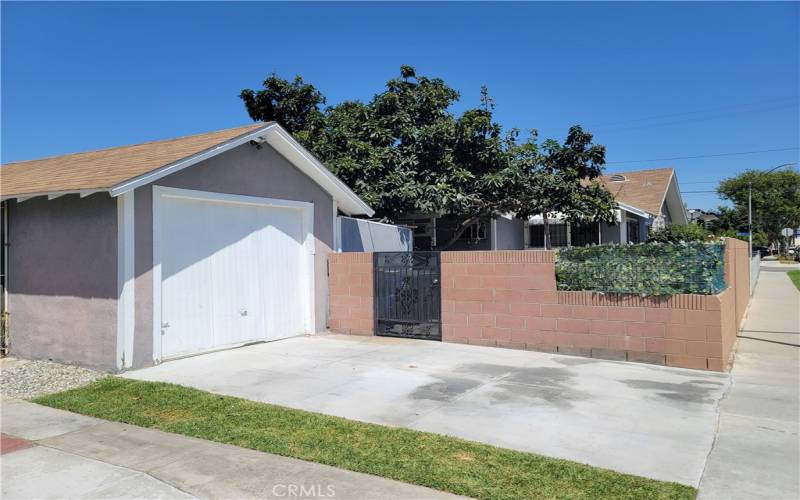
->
(241, 67), (615, 248)
(35, 377), (696, 500)
(556, 242), (726, 296)
(717, 169), (800, 247)
(239, 74), (326, 140)
(505, 126), (617, 248)
(647, 223), (710, 243)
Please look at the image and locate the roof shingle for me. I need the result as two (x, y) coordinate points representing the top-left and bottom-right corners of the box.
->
(1, 123), (268, 197)
(597, 167), (675, 215)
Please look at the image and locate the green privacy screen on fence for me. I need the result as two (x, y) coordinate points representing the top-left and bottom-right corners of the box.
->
(555, 242), (726, 296)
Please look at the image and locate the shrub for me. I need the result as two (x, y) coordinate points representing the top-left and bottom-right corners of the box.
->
(556, 242), (726, 296)
(647, 223), (710, 243)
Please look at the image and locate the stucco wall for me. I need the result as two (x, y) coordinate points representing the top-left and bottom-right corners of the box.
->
(132, 142), (334, 367)
(7, 195), (118, 370)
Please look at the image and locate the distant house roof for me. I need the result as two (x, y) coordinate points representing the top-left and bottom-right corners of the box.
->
(0, 122), (373, 216)
(596, 167), (678, 216)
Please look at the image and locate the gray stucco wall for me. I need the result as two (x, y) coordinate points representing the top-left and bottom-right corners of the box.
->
(132, 142), (333, 368)
(494, 217), (524, 250)
(7, 195), (118, 370)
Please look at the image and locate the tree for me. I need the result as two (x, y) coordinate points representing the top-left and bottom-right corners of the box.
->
(717, 169), (800, 248)
(507, 126), (617, 249)
(239, 74), (326, 145)
(647, 223), (710, 243)
(240, 67), (614, 249)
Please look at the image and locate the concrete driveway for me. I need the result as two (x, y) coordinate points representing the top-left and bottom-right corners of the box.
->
(125, 334), (729, 486)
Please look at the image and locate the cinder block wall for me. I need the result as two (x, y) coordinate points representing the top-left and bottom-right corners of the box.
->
(328, 239), (750, 372)
(328, 252), (373, 335)
(440, 250), (738, 371)
(440, 251), (557, 349)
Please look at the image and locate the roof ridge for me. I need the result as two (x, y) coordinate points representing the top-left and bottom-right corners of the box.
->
(603, 166), (675, 176)
(2, 123), (270, 167)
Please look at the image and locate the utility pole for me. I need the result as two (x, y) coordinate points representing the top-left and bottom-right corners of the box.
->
(748, 182), (752, 257)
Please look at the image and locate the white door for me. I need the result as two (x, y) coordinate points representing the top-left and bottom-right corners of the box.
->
(156, 188), (311, 359)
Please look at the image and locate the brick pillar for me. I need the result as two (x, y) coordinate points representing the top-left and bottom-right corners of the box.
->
(328, 253), (373, 335)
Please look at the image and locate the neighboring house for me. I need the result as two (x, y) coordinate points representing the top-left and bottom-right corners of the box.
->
(404, 167), (688, 250)
(0, 123), (374, 371)
(399, 213), (523, 251)
(688, 208), (719, 229)
(524, 167), (689, 248)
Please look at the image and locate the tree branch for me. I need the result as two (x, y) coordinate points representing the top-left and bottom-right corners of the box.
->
(438, 216), (482, 250)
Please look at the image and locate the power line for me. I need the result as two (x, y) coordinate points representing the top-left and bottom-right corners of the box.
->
(605, 146), (799, 165)
(587, 97), (798, 128)
(594, 103), (799, 133)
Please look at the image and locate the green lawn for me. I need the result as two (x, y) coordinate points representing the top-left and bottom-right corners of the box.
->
(788, 270), (800, 291)
(34, 378), (695, 500)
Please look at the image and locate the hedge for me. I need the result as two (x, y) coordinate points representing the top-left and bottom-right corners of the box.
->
(555, 242), (726, 296)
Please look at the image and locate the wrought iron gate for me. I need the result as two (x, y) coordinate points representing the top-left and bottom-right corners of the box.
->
(374, 252), (441, 340)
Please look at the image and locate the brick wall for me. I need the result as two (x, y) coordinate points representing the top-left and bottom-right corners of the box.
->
(328, 239), (750, 372)
(438, 239), (749, 372)
(724, 238), (751, 328)
(328, 252), (373, 335)
(440, 251), (556, 350)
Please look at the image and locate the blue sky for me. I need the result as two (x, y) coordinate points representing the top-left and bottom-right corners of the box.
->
(2, 1), (798, 210)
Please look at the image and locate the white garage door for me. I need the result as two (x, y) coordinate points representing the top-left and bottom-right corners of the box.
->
(155, 187), (313, 359)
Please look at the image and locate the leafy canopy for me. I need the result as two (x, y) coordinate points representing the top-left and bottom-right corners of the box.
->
(716, 169), (800, 246)
(240, 67), (615, 247)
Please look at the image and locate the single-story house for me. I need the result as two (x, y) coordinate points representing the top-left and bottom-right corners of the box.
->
(0, 123), (374, 371)
(524, 167), (689, 248)
(688, 208), (719, 229)
(403, 167), (687, 250)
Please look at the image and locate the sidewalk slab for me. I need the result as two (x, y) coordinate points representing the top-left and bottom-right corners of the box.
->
(2, 445), (194, 499)
(698, 268), (800, 499)
(1, 397), (102, 440)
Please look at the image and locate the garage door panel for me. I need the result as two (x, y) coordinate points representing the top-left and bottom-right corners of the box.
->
(158, 190), (309, 359)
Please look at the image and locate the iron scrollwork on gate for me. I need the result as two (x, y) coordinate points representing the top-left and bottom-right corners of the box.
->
(373, 252), (441, 340)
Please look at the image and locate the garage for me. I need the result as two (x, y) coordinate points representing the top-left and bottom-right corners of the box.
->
(1, 122), (375, 370)
(154, 187), (314, 359)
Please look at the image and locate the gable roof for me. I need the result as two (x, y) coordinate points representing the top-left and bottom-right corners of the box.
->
(596, 167), (676, 216)
(1, 123), (373, 216)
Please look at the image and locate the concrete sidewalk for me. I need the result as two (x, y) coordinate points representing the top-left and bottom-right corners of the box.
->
(698, 265), (800, 499)
(1, 398), (460, 500)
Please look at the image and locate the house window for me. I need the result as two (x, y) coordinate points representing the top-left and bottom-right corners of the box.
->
(529, 224), (568, 247)
(461, 221), (487, 242)
(570, 224), (598, 247)
(627, 219), (640, 243)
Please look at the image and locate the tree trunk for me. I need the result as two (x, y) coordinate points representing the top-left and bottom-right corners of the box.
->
(542, 213), (551, 250)
(439, 216), (482, 250)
